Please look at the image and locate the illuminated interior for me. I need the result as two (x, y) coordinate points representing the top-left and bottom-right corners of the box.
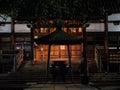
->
(33, 20), (83, 62)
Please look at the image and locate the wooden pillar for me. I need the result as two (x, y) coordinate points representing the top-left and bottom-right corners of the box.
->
(11, 18), (15, 51)
(82, 25), (87, 75)
(30, 26), (34, 64)
(67, 44), (71, 69)
(46, 44), (51, 79)
(81, 24), (89, 84)
(11, 18), (16, 72)
(104, 13), (109, 72)
(67, 44), (72, 81)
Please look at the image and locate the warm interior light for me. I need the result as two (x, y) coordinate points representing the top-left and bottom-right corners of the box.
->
(78, 28), (82, 32)
(40, 28), (44, 32)
(34, 36), (38, 39)
(73, 28), (76, 32)
(60, 45), (65, 50)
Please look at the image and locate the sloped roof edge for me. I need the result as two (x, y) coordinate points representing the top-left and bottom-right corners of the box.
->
(34, 27), (83, 45)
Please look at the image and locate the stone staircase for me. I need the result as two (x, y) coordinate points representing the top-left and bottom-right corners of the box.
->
(0, 61), (82, 85)
(89, 72), (120, 82)
(0, 61), (48, 87)
(0, 62), (13, 73)
(1, 60), (120, 86)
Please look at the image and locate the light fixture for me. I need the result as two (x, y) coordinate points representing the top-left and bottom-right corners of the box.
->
(113, 21), (120, 25)
(27, 23), (32, 28)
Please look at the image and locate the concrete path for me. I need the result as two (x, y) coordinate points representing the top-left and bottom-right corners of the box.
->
(23, 84), (99, 90)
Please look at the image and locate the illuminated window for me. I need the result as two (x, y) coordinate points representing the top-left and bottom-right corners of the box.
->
(50, 28), (56, 33)
(63, 27), (67, 32)
(60, 45), (65, 50)
(40, 28), (44, 32)
(34, 36), (38, 39)
(78, 28), (82, 32)
(73, 28), (76, 32)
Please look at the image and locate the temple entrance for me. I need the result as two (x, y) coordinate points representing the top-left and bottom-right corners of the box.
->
(51, 45), (68, 60)
(34, 44), (82, 62)
(34, 45), (69, 62)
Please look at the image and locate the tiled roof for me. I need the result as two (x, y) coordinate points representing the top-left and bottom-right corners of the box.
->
(34, 26), (83, 45)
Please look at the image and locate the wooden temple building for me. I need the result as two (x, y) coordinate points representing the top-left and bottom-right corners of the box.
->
(0, 0), (120, 84)
(0, 16), (120, 73)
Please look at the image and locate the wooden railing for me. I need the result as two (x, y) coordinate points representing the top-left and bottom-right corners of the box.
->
(13, 49), (24, 72)
(0, 49), (24, 73)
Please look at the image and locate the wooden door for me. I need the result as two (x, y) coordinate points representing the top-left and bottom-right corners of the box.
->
(50, 45), (68, 60)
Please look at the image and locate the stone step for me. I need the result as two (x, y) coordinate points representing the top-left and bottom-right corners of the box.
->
(89, 73), (120, 82)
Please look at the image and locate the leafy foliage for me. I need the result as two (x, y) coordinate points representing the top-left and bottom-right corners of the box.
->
(0, 0), (114, 21)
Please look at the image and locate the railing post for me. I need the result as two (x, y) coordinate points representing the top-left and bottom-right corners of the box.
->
(13, 54), (16, 72)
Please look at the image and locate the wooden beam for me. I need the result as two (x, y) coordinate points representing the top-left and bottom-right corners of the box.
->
(104, 13), (109, 72)
(11, 18), (15, 50)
